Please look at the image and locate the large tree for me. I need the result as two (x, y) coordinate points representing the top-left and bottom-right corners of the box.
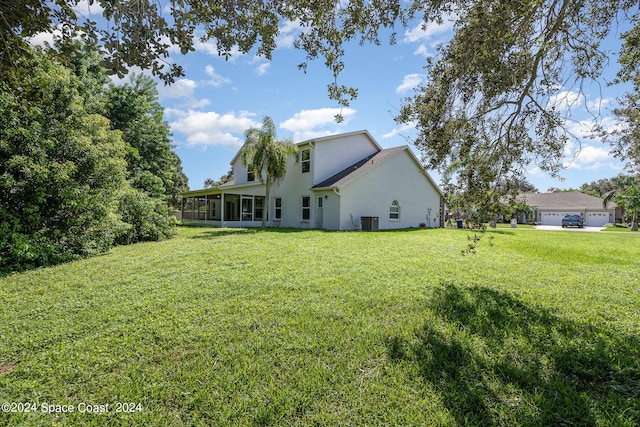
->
(0, 51), (129, 272)
(240, 116), (296, 228)
(603, 174), (640, 231)
(397, 1), (639, 226)
(0, 0), (401, 103)
(0, 45), (190, 273)
(4, 1), (640, 224)
(579, 176), (619, 198)
(609, 23), (640, 172)
(103, 73), (189, 206)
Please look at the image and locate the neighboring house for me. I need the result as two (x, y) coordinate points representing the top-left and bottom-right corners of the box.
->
(180, 130), (444, 230)
(515, 192), (619, 226)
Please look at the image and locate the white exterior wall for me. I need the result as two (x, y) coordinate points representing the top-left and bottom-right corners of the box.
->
(336, 150), (441, 230)
(231, 158), (266, 185)
(312, 133), (379, 184)
(311, 190), (341, 230)
(269, 148), (315, 229)
(231, 159), (250, 185)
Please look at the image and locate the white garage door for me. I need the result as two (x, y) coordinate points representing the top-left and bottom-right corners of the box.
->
(586, 212), (610, 227)
(541, 212), (580, 225)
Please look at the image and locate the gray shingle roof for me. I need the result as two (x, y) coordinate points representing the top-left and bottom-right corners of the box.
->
(516, 191), (616, 209)
(311, 146), (406, 189)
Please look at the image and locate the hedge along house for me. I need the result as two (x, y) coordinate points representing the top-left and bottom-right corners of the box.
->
(180, 130), (444, 230)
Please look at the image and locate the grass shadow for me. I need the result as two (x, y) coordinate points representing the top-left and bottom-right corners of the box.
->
(376, 227), (440, 233)
(485, 229), (518, 235)
(186, 226), (337, 239)
(387, 283), (640, 425)
(188, 226), (439, 239)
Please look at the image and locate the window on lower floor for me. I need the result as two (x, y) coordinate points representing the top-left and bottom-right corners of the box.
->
(302, 196), (310, 220)
(254, 196), (264, 221)
(390, 200), (400, 221)
(241, 196), (253, 221)
(275, 197), (282, 219)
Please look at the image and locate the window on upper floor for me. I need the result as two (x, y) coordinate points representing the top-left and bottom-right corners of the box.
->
(301, 149), (310, 173)
(247, 171), (255, 182)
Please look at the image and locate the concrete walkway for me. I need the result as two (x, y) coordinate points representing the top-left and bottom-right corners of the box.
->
(533, 225), (604, 232)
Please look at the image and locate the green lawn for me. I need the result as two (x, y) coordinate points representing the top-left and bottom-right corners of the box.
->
(1, 227), (638, 426)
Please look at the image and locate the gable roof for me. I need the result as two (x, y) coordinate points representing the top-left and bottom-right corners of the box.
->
(299, 129), (382, 151)
(229, 129), (381, 166)
(311, 145), (442, 196)
(312, 146), (404, 189)
(516, 191), (616, 209)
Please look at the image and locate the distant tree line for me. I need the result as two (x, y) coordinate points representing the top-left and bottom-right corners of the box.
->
(0, 43), (189, 274)
(204, 169), (234, 188)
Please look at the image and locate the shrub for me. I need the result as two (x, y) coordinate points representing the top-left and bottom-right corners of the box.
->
(116, 188), (176, 245)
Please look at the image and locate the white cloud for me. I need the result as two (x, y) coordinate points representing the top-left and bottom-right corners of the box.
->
(382, 123), (416, 139)
(276, 20), (303, 48)
(396, 74), (424, 94)
(562, 141), (620, 170)
(159, 79), (198, 99)
(575, 145), (613, 166)
(413, 44), (430, 57)
(548, 90), (584, 112)
(404, 19), (454, 43)
(586, 97), (611, 112)
(169, 110), (260, 148)
(404, 15), (455, 57)
(195, 39), (243, 61)
(106, 65), (155, 86)
(254, 61), (271, 76)
(204, 65), (232, 86)
(280, 108), (356, 141)
(29, 31), (57, 48)
(73, 0), (104, 16)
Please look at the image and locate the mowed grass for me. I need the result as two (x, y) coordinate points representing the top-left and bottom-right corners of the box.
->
(1, 226), (638, 426)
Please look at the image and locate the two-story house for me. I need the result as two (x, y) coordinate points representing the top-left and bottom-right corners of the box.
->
(180, 130), (444, 230)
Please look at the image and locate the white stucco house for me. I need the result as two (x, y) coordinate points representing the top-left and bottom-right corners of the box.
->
(180, 130), (444, 230)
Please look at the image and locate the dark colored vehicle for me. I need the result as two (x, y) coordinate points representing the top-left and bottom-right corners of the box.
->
(561, 214), (584, 228)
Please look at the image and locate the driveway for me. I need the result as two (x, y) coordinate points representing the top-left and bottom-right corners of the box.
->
(533, 225), (604, 232)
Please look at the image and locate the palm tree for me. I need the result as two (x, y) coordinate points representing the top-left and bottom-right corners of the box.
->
(240, 116), (296, 227)
(603, 174), (640, 231)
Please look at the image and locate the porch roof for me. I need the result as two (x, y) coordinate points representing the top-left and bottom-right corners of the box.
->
(181, 187), (222, 197)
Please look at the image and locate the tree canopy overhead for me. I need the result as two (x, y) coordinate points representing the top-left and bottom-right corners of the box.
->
(2, 0), (639, 224)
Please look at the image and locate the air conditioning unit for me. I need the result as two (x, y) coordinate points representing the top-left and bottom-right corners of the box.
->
(361, 216), (379, 232)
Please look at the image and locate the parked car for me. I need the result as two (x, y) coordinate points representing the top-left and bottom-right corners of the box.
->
(561, 214), (584, 228)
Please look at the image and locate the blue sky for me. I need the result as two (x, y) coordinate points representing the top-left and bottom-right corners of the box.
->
(37, 2), (631, 193)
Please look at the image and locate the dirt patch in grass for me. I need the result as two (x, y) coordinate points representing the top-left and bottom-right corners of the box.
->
(0, 363), (15, 375)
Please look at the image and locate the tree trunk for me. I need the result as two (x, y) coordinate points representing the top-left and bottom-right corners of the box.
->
(632, 211), (638, 231)
(262, 178), (270, 228)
